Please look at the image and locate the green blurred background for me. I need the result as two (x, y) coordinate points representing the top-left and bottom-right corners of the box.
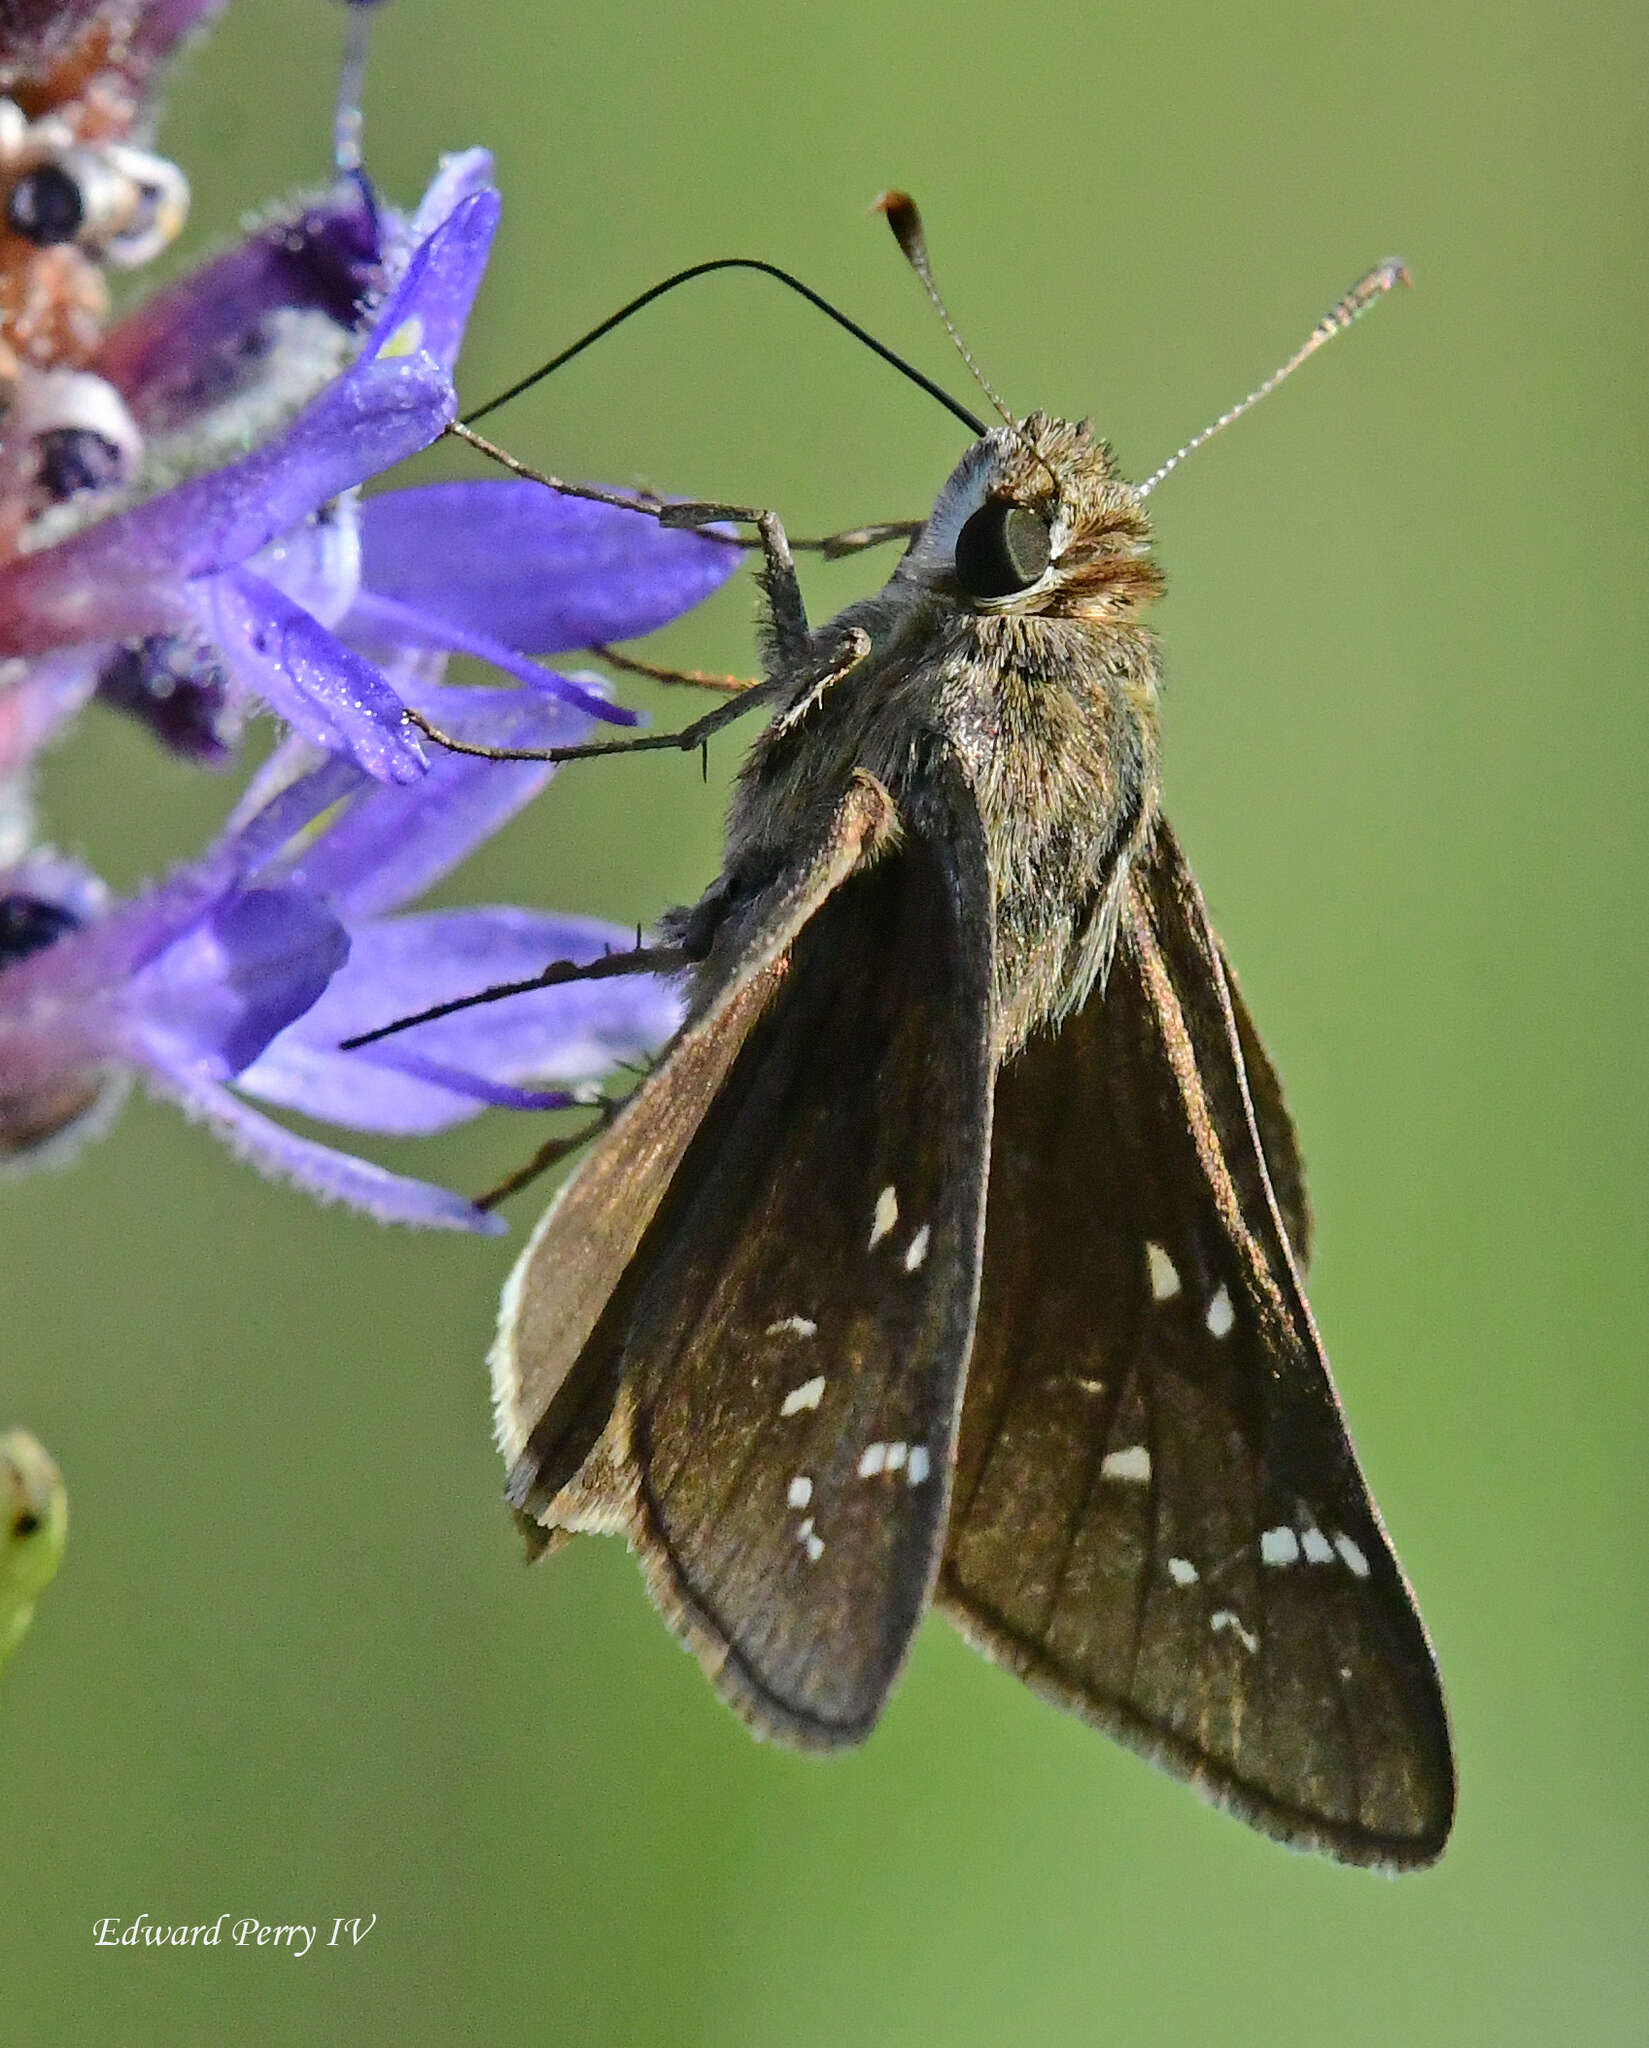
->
(3, 0), (1645, 2039)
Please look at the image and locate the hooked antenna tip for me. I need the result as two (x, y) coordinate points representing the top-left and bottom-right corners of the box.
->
(870, 189), (1019, 436)
(874, 190), (928, 272)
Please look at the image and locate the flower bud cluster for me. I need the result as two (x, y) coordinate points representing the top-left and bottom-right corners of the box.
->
(0, 4), (214, 546)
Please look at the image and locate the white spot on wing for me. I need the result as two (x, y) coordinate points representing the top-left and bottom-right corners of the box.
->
(780, 1375), (825, 1417)
(1167, 1556), (1198, 1587)
(904, 1224), (931, 1272)
(1334, 1532), (1371, 1578)
(869, 1184), (899, 1249)
(1301, 1524), (1335, 1565)
(787, 1475), (812, 1510)
(1205, 1284), (1235, 1338)
(766, 1315), (818, 1339)
(906, 1445), (931, 1486)
(884, 1441), (908, 1472)
(1260, 1526), (1300, 1567)
(1210, 1609), (1259, 1655)
(858, 1442), (887, 1477)
(1147, 1242), (1181, 1300)
(804, 1531), (825, 1561)
(1100, 1444), (1152, 1484)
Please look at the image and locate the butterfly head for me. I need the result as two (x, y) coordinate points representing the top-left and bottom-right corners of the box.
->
(900, 412), (1164, 625)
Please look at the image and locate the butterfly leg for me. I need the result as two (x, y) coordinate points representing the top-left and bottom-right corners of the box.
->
(770, 628), (872, 735)
(403, 680), (771, 768)
(654, 499), (808, 660)
(405, 626), (867, 770)
(794, 518), (922, 561)
(435, 421), (855, 754)
(447, 417), (815, 664)
(339, 941), (691, 1051)
(587, 643), (758, 695)
(475, 1092), (625, 1212)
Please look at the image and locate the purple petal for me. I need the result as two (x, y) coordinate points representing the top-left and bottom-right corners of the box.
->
(357, 479), (740, 653)
(236, 908), (682, 1135)
(250, 496), (361, 628)
(406, 148), (496, 243)
(0, 758), (360, 1109)
(194, 568), (425, 784)
(344, 589), (636, 723)
(0, 757), (353, 1018)
(275, 682), (586, 918)
(328, 911), (683, 1082)
(234, 1040), (505, 1135)
(138, 1047), (504, 1232)
(224, 751), (366, 873)
(361, 186), (499, 377)
(221, 733), (360, 839)
(123, 884), (349, 1078)
(130, 358), (448, 580)
(1, 862), (215, 1014)
(95, 182), (385, 432)
(352, 1049), (576, 1113)
(0, 358), (453, 654)
(235, 1035), (568, 1136)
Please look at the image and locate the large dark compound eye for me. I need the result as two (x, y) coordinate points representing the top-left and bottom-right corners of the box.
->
(953, 499), (1052, 601)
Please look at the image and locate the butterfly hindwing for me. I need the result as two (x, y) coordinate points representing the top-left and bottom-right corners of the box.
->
(505, 759), (996, 1748)
(941, 819), (1454, 1866)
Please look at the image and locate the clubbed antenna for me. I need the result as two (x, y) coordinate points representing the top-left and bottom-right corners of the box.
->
(1137, 259), (1412, 497)
(876, 191), (1018, 433)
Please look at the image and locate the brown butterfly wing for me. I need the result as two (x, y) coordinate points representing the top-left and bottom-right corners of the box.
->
(501, 761), (996, 1749)
(1221, 941), (1312, 1271)
(492, 773), (898, 1511)
(940, 819), (1453, 1866)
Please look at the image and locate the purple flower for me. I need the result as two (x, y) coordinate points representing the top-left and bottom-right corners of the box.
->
(0, 679), (683, 1230)
(0, 152), (739, 781)
(91, 179), (387, 438)
(0, 158), (492, 781)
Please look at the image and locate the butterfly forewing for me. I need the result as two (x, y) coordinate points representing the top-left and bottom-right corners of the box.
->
(494, 775), (898, 1508)
(941, 821), (1453, 1866)
(503, 762), (996, 1748)
(1220, 944), (1312, 1271)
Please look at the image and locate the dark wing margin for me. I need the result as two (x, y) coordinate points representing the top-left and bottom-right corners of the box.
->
(940, 818), (1454, 1867)
(495, 758), (997, 1750)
